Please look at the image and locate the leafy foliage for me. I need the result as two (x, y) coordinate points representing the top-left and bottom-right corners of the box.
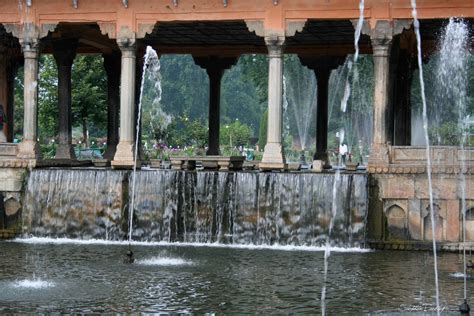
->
(220, 120), (252, 147)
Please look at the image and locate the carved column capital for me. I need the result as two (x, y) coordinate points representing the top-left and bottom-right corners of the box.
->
(265, 36), (285, 57)
(52, 39), (78, 66)
(117, 37), (136, 57)
(366, 20), (412, 52)
(20, 38), (39, 60)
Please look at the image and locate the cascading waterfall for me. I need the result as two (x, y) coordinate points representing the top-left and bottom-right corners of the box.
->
(23, 169), (126, 239)
(436, 18), (471, 308)
(410, 1), (441, 314)
(321, 1), (365, 315)
(129, 46), (162, 242)
(22, 169), (368, 246)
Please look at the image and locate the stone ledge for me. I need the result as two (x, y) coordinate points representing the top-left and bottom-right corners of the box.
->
(368, 240), (474, 252)
(259, 162), (287, 171)
(36, 159), (93, 168)
(111, 160), (141, 169)
(0, 159), (33, 168)
(368, 164), (473, 174)
(0, 229), (18, 240)
(170, 156), (245, 171)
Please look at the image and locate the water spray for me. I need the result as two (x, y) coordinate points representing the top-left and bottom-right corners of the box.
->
(410, 1), (441, 314)
(125, 46), (161, 264)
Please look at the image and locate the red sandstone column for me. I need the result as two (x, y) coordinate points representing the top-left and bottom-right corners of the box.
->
(369, 38), (392, 165)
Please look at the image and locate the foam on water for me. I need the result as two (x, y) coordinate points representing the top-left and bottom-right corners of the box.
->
(12, 237), (372, 253)
(136, 256), (193, 266)
(13, 279), (54, 289)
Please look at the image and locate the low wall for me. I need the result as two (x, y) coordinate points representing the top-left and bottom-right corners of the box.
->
(368, 173), (474, 243)
(0, 167), (26, 233)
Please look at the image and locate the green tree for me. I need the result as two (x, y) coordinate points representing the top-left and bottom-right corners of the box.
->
(37, 55), (59, 141)
(71, 55), (107, 144)
(258, 109), (268, 150)
(220, 120), (252, 147)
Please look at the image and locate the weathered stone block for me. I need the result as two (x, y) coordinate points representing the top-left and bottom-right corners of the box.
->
(312, 160), (324, 172)
(446, 199), (460, 242)
(378, 175), (415, 199)
(415, 176), (457, 200)
(421, 199), (446, 241)
(408, 199), (422, 240)
(4, 195), (20, 216)
(0, 168), (26, 192)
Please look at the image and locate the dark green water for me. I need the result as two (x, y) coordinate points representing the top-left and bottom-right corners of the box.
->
(0, 240), (471, 314)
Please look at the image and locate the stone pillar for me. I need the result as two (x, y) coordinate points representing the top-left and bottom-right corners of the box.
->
(369, 37), (392, 165)
(112, 38), (136, 168)
(314, 68), (331, 164)
(260, 36), (286, 170)
(0, 44), (8, 143)
(6, 59), (20, 143)
(206, 68), (223, 155)
(52, 39), (77, 159)
(17, 40), (40, 159)
(102, 52), (120, 160)
(193, 56), (237, 156)
(391, 45), (414, 146)
(299, 56), (344, 169)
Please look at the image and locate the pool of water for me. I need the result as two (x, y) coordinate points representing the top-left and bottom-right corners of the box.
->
(0, 239), (471, 314)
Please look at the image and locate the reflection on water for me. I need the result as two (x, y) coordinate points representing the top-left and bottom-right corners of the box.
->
(0, 241), (471, 314)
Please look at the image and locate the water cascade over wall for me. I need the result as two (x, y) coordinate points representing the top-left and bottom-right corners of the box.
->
(23, 169), (368, 246)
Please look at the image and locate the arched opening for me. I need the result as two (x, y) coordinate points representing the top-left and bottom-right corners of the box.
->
(464, 207), (474, 241)
(386, 204), (408, 240)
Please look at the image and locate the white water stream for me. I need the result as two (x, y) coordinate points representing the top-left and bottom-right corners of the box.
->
(410, 1), (440, 314)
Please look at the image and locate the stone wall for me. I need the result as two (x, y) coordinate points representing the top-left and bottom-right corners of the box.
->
(368, 173), (474, 243)
(0, 167), (27, 231)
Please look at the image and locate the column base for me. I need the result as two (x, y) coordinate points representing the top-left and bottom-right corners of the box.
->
(206, 147), (220, 156)
(111, 141), (140, 169)
(55, 144), (76, 160)
(260, 142), (286, 171)
(259, 162), (287, 171)
(17, 140), (40, 160)
(0, 131), (6, 143)
(368, 143), (390, 167)
(103, 144), (117, 161)
(313, 152), (331, 168)
(312, 160), (326, 172)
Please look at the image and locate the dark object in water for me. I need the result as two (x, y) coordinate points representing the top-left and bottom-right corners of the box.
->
(459, 299), (470, 315)
(124, 250), (134, 264)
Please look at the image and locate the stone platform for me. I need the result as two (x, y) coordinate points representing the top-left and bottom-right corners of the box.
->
(368, 240), (474, 252)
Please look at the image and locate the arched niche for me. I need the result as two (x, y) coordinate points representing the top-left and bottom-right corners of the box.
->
(386, 204), (408, 240)
(464, 207), (474, 241)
